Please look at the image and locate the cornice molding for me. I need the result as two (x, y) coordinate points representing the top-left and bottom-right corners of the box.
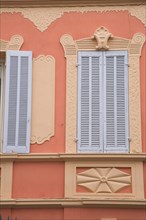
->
(1, 198), (146, 208)
(0, 5), (145, 32)
(0, 153), (146, 162)
(1, 0), (146, 7)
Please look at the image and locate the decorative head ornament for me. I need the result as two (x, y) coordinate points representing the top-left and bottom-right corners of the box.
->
(92, 26), (113, 50)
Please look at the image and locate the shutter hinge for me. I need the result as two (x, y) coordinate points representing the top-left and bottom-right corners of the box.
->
(76, 63), (80, 67)
(128, 137), (131, 142)
(125, 63), (129, 67)
(74, 138), (78, 142)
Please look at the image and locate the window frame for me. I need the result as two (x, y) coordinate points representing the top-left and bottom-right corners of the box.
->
(60, 31), (145, 154)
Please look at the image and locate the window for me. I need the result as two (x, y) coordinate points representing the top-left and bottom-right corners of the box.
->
(77, 51), (129, 153)
(0, 50), (32, 153)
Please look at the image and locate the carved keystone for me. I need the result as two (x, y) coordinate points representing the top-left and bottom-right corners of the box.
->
(92, 26), (113, 50)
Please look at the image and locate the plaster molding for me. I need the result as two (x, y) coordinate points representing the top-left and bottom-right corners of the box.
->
(1, 198), (146, 208)
(61, 31), (145, 153)
(31, 55), (55, 144)
(0, 5), (145, 32)
(77, 167), (131, 193)
(65, 56), (77, 153)
(0, 162), (13, 199)
(92, 27), (113, 50)
(0, 153), (146, 162)
(0, 35), (23, 51)
(65, 161), (144, 199)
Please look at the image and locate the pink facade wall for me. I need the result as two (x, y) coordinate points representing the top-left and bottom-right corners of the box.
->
(1, 208), (146, 220)
(0, 8), (146, 219)
(12, 162), (64, 198)
(1, 11), (145, 153)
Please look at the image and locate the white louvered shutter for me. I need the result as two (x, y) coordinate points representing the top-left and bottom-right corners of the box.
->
(78, 52), (103, 152)
(3, 50), (32, 153)
(104, 51), (129, 152)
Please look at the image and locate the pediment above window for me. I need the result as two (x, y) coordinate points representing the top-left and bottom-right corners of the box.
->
(60, 28), (145, 55)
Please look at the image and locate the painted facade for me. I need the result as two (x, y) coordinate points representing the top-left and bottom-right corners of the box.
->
(0, 0), (146, 219)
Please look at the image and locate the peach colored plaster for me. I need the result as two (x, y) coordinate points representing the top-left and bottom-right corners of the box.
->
(11, 209), (64, 220)
(12, 162), (64, 198)
(63, 207), (146, 220)
(0, 162), (13, 199)
(31, 55), (55, 144)
(101, 219), (116, 220)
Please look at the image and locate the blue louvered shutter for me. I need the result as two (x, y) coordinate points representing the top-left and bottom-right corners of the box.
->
(103, 51), (129, 152)
(3, 50), (32, 153)
(78, 52), (103, 152)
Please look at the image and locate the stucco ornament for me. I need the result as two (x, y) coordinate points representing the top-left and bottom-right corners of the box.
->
(0, 5), (145, 32)
(77, 167), (131, 193)
(92, 27), (113, 50)
(0, 35), (23, 51)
